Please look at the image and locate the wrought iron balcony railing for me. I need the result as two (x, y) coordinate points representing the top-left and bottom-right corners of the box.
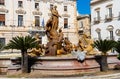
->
(105, 14), (113, 22)
(93, 17), (100, 24)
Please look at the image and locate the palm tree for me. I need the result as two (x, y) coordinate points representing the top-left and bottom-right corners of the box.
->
(0, 43), (3, 50)
(4, 35), (38, 73)
(92, 39), (115, 71)
(0, 42), (4, 53)
(114, 41), (120, 59)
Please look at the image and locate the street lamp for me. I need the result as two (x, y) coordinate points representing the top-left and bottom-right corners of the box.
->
(95, 28), (101, 40)
(107, 25), (114, 40)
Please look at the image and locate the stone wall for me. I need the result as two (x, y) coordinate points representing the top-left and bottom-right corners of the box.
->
(0, 58), (11, 73)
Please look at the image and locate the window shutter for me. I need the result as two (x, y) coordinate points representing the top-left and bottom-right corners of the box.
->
(0, 14), (5, 21)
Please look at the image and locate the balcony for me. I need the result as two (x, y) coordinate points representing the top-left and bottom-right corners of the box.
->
(105, 14), (113, 22)
(62, 13), (70, 17)
(0, 7), (8, 13)
(78, 29), (84, 35)
(28, 26), (45, 36)
(93, 17), (100, 24)
(16, 8), (26, 14)
(32, 10), (42, 15)
(34, 0), (40, 2)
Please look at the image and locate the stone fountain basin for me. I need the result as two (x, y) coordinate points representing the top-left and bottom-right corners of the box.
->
(29, 56), (100, 75)
(6, 55), (120, 75)
(31, 56), (100, 72)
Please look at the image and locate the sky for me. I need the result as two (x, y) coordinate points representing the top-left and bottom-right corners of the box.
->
(77, 0), (91, 15)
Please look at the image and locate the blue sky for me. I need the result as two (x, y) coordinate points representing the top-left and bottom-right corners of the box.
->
(77, 0), (91, 15)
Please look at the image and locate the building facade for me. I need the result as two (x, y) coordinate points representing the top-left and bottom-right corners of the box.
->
(91, 0), (120, 40)
(77, 15), (91, 37)
(0, 0), (78, 48)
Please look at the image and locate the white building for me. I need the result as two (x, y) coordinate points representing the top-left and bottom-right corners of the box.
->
(0, 0), (78, 48)
(91, 0), (120, 41)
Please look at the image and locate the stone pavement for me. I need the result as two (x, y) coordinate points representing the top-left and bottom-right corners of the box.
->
(27, 73), (120, 79)
(1, 73), (120, 79)
(26, 73), (120, 79)
(29, 73), (120, 79)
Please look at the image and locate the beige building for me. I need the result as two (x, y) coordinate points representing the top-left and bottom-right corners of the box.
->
(77, 15), (91, 37)
(0, 0), (79, 53)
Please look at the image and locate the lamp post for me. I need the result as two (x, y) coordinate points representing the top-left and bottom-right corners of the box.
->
(107, 25), (114, 40)
(95, 28), (101, 40)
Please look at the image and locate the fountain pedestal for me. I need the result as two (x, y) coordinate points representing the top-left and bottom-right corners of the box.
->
(30, 56), (100, 75)
(7, 55), (120, 76)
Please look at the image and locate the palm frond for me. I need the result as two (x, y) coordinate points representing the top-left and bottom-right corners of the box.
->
(114, 41), (120, 53)
(92, 39), (116, 54)
(24, 35), (38, 50)
(4, 35), (39, 51)
(0, 42), (5, 51)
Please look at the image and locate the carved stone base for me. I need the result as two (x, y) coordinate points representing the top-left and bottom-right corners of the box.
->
(6, 55), (120, 76)
(31, 56), (100, 75)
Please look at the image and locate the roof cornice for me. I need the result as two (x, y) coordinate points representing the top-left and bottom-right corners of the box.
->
(91, 0), (112, 5)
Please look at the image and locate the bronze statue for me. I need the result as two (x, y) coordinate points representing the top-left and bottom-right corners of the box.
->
(45, 17), (53, 41)
(45, 35), (58, 56)
(45, 5), (75, 56)
(57, 28), (64, 49)
(45, 5), (61, 40)
(78, 34), (96, 55)
(51, 6), (61, 32)
(28, 33), (43, 57)
(45, 5), (61, 56)
(63, 37), (72, 54)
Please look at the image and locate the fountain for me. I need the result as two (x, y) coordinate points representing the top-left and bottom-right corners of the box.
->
(27, 5), (100, 75)
(7, 5), (104, 75)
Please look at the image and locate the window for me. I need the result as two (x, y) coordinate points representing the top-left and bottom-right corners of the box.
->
(96, 11), (100, 20)
(18, 1), (23, 8)
(35, 16), (40, 26)
(106, 4), (113, 18)
(108, 7), (112, 18)
(35, 3), (39, 9)
(0, 14), (5, 26)
(0, 0), (4, 5)
(105, 6), (113, 22)
(64, 6), (67, 11)
(0, 38), (5, 46)
(95, 8), (100, 21)
(80, 21), (83, 28)
(64, 18), (68, 28)
(18, 15), (23, 26)
(50, 4), (53, 10)
(94, 8), (100, 24)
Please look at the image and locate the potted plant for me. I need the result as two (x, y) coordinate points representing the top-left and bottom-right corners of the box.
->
(4, 35), (38, 73)
(92, 39), (115, 71)
(114, 41), (120, 60)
